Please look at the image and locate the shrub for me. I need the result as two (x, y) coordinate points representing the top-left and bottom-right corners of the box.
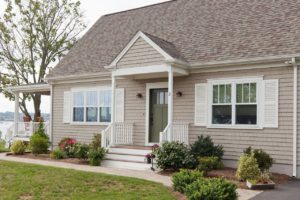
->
(153, 142), (196, 170)
(244, 147), (273, 172)
(10, 140), (26, 155)
(30, 134), (49, 154)
(34, 122), (49, 139)
(75, 144), (90, 160)
(197, 156), (224, 172)
(172, 169), (204, 193)
(185, 178), (237, 200)
(236, 154), (260, 181)
(90, 134), (101, 149)
(58, 138), (77, 158)
(88, 148), (105, 166)
(29, 122), (49, 154)
(50, 149), (65, 159)
(190, 135), (224, 160)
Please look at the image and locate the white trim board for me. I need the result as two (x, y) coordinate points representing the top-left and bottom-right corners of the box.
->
(145, 82), (168, 146)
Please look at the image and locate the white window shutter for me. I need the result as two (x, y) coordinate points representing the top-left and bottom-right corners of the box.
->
(63, 91), (71, 123)
(195, 83), (207, 126)
(263, 80), (279, 128)
(115, 88), (125, 123)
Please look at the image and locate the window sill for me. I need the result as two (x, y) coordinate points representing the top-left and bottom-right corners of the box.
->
(70, 122), (110, 126)
(206, 125), (263, 130)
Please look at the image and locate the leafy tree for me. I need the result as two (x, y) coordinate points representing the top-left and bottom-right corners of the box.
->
(0, 0), (86, 121)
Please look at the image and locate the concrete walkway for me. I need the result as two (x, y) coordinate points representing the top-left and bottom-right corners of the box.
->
(251, 179), (300, 200)
(0, 153), (261, 200)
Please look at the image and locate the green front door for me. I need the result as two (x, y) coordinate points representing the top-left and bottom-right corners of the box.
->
(149, 89), (168, 143)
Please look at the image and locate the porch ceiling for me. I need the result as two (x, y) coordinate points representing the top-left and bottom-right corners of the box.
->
(5, 83), (51, 95)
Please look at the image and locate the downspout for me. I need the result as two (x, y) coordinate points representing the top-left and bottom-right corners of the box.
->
(292, 57), (298, 177)
(50, 84), (54, 151)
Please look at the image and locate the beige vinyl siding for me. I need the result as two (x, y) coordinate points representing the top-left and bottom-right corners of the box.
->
(174, 67), (293, 166)
(117, 66), (293, 166)
(51, 65), (295, 169)
(52, 81), (111, 146)
(116, 37), (164, 69)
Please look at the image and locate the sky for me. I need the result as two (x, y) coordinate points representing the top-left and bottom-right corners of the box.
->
(0, 0), (167, 113)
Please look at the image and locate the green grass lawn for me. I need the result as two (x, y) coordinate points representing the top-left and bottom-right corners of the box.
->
(0, 161), (176, 200)
(0, 140), (9, 153)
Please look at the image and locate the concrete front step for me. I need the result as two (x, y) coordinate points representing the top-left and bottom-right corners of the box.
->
(109, 147), (151, 156)
(102, 160), (152, 171)
(106, 153), (146, 163)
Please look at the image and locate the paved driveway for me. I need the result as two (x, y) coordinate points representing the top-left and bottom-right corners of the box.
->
(251, 179), (300, 200)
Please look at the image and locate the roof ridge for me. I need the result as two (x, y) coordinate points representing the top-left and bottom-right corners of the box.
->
(103, 0), (176, 17)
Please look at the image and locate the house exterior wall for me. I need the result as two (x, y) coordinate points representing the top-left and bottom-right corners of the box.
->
(118, 66), (295, 175)
(116, 37), (164, 69)
(51, 65), (298, 176)
(52, 81), (111, 146)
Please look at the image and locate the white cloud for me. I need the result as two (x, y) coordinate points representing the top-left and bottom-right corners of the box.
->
(0, 0), (167, 113)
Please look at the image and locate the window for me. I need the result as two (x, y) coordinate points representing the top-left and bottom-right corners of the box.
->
(73, 92), (84, 122)
(99, 90), (112, 122)
(212, 84), (232, 124)
(236, 83), (257, 125)
(72, 88), (112, 123)
(209, 78), (260, 127)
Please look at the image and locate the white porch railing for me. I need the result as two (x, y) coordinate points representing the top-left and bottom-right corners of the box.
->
(5, 122), (50, 148)
(160, 122), (189, 144)
(101, 122), (133, 149)
(101, 124), (112, 149)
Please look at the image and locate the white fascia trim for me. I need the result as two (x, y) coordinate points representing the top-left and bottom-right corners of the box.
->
(112, 65), (171, 77)
(108, 31), (174, 68)
(6, 84), (51, 93)
(112, 65), (188, 77)
(46, 72), (111, 82)
(191, 54), (300, 68)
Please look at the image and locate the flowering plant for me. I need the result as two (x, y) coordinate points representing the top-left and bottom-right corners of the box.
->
(58, 137), (78, 158)
(152, 144), (160, 149)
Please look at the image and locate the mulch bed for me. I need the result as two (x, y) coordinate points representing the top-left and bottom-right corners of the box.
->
(6, 152), (89, 165)
(206, 167), (292, 189)
(158, 167), (291, 189)
(6, 153), (292, 191)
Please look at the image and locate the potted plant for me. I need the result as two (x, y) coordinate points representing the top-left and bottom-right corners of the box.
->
(23, 115), (31, 122)
(145, 153), (152, 164)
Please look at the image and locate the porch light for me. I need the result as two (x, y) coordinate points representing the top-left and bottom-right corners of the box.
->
(176, 91), (183, 97)
(136, 93), (143, 98)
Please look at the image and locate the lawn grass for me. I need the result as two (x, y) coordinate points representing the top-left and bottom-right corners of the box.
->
(0, 140), (9, 153)
(0, 161), (176, 200)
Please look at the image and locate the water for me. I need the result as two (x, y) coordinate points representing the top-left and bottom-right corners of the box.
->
(0, 121), (13, 140)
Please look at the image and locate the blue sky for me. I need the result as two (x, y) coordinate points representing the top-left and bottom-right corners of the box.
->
(0, 0), (167, 113)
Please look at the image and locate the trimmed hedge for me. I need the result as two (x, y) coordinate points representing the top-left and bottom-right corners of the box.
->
(185, 178), (237, 200)
(172, 169), (204, 193)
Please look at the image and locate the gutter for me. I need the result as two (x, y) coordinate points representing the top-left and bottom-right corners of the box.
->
(291, 57), (298, 177)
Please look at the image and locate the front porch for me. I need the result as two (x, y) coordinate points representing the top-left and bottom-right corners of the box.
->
(5, 83), (51, 147)
(101, 64), (190, 149)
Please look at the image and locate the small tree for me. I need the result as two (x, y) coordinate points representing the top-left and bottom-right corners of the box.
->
(0, 0), (86, 121)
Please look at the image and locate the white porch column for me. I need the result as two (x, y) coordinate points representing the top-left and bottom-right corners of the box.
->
(111, 75), (116, 145)
(14, 92), (19, 136)
(168, 67), (174, 141)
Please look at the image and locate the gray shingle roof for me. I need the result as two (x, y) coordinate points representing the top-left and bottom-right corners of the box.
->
(50, 0), (300, 77)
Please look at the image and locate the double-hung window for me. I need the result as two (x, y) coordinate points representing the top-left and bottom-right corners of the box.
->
(72, 88), (112, 124)
(209, 78), (261, 128)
